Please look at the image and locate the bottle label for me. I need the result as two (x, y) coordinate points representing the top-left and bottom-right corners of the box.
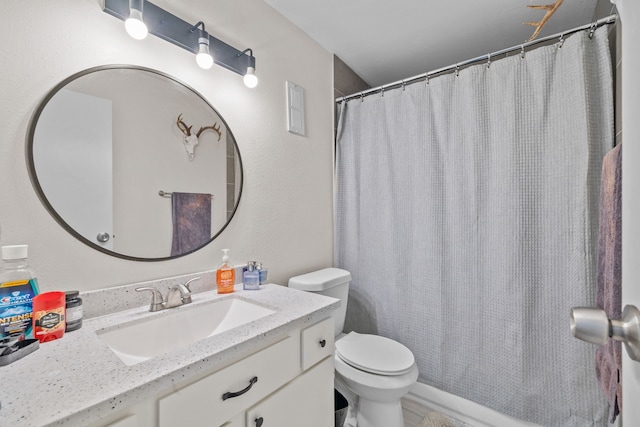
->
(66, 306), (83, 323)
(219, 270), (233, 282)
(34, 307), (65, 341)
(37, 311), (63, 329)
(0, 278), (38, 340)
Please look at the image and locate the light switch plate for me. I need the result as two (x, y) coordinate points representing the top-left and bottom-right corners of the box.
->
(286, 81), (305, 136)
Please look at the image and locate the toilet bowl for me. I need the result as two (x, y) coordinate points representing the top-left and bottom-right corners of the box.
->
(288, 268), (418, 427)
(335, 332), (419, 427)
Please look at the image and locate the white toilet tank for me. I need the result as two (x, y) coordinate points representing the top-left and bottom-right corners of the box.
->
(288, 268), (351, 337)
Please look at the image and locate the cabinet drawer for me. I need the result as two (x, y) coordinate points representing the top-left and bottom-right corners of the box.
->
(159, 336), (299, 427)
(246, 356), (334, 427)
(301, 317), (334, 370)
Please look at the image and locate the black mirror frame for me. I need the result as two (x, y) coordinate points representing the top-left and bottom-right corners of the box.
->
(25, 65), (243, 261)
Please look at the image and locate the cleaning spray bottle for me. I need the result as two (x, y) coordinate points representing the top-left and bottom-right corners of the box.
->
(216, 249), (235, 294)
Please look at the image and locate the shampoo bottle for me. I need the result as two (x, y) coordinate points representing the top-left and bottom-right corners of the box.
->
(216, 249), (235, 294)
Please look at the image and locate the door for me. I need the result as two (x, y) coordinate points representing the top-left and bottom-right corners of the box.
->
(616, 0), (640, 424)
(33, 88), (113, 250)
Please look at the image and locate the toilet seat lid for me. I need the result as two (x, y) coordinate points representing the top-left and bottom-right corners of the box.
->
(335, 332), (415, 376)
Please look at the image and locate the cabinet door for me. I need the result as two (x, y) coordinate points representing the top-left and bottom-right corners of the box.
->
(246, 356), (334, 427)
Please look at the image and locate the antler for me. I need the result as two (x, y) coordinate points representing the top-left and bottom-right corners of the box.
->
(523, 0), (564, 41)
(196, 123), (222, 141)
(176, 113), (192, 136)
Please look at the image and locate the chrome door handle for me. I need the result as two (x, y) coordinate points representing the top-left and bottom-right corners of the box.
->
(570, 305), (640, 361)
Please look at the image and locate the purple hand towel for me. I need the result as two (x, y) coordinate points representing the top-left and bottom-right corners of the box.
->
(595, 143), (622, 423)
(170, 192), (212, 256)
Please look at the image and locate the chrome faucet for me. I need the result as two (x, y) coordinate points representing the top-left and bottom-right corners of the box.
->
(136, 277), (200, 312)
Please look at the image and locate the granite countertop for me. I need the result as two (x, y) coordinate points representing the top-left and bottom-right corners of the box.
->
(0, 283), (339, 426)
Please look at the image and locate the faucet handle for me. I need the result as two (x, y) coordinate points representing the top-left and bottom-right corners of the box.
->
(179, 277), (200, 304)
(183, 277), (201, 292)
(135, 287), (164, 312)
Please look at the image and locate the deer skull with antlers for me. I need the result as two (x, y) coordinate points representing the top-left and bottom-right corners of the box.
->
(176, 113), (222, 161)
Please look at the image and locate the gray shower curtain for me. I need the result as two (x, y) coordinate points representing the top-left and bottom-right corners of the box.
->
(335, 27), (613, 426)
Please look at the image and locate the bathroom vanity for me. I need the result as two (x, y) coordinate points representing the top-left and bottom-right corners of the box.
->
(0, 281), (339, 427)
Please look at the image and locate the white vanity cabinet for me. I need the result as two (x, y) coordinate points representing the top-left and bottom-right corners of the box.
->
(158, 334), (300, 427)
(95, 317), (335, 427)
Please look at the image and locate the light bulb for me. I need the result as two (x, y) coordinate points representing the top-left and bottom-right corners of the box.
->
(244, 67), (258, 88)
(125, 8), (148, 40)
(196, 37), (213, 69)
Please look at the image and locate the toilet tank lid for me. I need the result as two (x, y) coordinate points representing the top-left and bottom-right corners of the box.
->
(288, 268), (351, 291)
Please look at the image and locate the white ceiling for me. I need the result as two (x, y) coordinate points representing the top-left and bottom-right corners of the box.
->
(264, 0), (604, 88)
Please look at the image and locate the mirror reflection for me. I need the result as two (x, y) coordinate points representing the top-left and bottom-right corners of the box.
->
(27, 66), (242, 260)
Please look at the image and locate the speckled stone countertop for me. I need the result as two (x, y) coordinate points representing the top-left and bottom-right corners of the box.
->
(0, 280), (339, 427)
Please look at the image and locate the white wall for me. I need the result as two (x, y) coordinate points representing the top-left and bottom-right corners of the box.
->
(0, 0), (335, 291)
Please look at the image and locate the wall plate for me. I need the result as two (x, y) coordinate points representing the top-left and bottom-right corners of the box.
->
(286, 81), (305, 136)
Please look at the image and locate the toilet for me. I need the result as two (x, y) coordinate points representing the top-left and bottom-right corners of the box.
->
(288, 268), (418, 427)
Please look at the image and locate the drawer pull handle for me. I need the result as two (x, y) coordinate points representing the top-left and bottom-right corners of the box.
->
(255, 417), (264, 427)
(319, 339), (326, 348)
(222, 376), (258, 401)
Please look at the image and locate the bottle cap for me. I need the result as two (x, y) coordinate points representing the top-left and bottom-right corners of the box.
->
(65, 290), (80, 300)
(221, 248), (230, 262)
(2, 245), (28, 260)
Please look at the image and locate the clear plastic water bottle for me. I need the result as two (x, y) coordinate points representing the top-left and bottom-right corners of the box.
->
(0, 245), (40, 340)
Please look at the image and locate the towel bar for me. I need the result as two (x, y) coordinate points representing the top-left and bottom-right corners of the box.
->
(158, 190), (213, 198)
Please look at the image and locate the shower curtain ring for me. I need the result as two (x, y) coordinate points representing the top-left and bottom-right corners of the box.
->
(589, 21), (597, 38)
(425, 74), (430, 86)
(558, 32), (565, 48)
(360, 92), (364, 102)
(402, 80), (406, 91)
(381, 87), (385, 97)
(455, 64), (460, 77)
(487, 53), (491, 69)
(520, 45), (525, 59)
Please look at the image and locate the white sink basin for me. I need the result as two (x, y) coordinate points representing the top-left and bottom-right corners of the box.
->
(96, 296), (276, 366)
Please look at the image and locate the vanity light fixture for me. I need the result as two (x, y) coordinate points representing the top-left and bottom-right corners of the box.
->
(241, 49), (258, 88)
(104, 0), (257, 87)
(124, 0), (148, 40)
(192, 22), (214, 70)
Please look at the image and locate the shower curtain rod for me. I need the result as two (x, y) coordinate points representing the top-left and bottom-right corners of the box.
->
(335, 13), (617, 103)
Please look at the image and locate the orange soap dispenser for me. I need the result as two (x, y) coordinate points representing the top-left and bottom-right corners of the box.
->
(216, 249), (235, 294)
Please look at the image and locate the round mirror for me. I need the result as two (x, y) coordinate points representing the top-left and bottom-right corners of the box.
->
(27, 66), (243, 261)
